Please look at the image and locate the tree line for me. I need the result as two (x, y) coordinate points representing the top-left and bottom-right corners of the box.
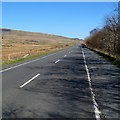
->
(85, 5), (120, 60)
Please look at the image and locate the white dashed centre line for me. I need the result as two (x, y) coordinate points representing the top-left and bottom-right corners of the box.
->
(55, 60), (60, 64)
(0, 49), (66, 73)
(82, 48), (101, 120)
(64, 55), (67, 57)
(20, 73), (40, 88)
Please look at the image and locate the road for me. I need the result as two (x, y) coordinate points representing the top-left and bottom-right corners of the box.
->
(1, 45), (120, 119)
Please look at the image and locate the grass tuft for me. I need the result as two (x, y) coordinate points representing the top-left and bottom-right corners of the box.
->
(1, 44), (75, 66)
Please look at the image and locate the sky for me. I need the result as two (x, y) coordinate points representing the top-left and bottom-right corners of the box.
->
(2, 2), (118, 39)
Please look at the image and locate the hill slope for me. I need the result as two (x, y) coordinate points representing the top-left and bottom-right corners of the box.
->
(1, 28), (79, 62)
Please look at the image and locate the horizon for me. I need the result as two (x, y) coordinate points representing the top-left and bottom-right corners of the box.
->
(1, 28), (81, 39)
(2, 2), (118, 39)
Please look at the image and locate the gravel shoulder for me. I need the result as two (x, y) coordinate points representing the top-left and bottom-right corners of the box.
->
(84, 48), (120, 119)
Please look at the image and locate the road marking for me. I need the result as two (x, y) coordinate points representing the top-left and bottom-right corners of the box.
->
(55, 60), (60, 64)
(20, 74), (40, 88)
(82, 48), (101, 120)
(64, 55), (67, 57)
(0, 50), (66, 73)
(1, 45), (76, 73)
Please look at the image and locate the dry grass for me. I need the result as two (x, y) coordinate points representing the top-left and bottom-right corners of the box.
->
(1, 29), (79, 63)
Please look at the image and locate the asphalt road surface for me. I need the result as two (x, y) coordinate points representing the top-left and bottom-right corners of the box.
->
(1, 45), (120, 119)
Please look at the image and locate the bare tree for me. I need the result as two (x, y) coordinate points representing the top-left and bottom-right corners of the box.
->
(86, 6), (120, 59)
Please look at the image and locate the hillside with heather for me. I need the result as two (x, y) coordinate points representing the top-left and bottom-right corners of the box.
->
(1, 28), (79, 63)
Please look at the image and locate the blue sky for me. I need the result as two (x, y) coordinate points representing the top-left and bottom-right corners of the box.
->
(2, 2), (118, 39)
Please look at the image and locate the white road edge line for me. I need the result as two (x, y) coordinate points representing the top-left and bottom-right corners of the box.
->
(55, 60), (60, 64)
(0, 51), (63, 73)
(82, 48), (101, 120)
(20, 73), (40, 88)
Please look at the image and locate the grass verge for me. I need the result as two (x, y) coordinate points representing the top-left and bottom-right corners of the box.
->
(1, 44), (75, 66)
(88, 48), (120, 68)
